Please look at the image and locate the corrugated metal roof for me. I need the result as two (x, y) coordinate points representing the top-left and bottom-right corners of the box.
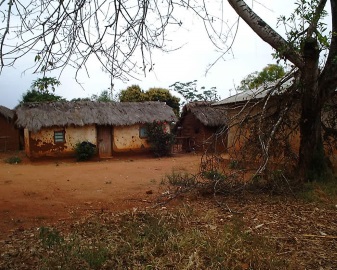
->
(214, 78), (294, 106)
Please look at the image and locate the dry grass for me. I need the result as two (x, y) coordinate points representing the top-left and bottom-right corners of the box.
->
(1, 203), (288, 270)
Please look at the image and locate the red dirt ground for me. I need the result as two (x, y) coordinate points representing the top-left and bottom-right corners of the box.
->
(0, 152), (201, 239)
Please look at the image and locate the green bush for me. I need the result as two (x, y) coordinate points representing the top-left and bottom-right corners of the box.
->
(74, 141), (96, 161)
(5, 156), (22, 164)
(146, 121), (175, 157)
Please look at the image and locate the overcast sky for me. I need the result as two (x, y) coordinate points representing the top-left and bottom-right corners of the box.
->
(0, 1), (300, 109)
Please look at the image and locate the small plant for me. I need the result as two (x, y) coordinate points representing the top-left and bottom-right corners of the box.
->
(39, 226), (64, 248)
(163, 170), (197, 187)
(74, 141), (96, 161)
(78, 246), (109, 269)
(202, 170), (227, 182)
(5, 156), (22, 164)
(228, 159), (241, 169)
(146, 120), (175, 157)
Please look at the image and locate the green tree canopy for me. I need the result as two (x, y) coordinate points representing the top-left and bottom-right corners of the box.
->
(236, 64), (286, 91)
(20, 90), (64, 103)
(145, 88), (180, 116)
(170, 80), (220, 105)
(91, 89), (116, 102)
(20, 77), (64, 103)
(31, 77), (61, 93)
(119, 85), (180, 116)
(119, 85), (145, 102)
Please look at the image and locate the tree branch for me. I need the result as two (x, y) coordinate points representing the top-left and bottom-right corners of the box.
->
(227, 0), (304, 69)
(319, 0), (337, 97)
(306, 0), (328, 38)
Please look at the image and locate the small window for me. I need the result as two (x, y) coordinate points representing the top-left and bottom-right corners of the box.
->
(139, 126), (148, 138)
(54, 130), (65, 143)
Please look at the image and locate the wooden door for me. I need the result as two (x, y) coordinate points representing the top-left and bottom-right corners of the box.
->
(97, 126), (112, 157)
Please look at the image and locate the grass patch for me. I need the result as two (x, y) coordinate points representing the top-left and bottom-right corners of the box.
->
(299, 177), (337, 203)
(2, 206), (288, 269)
(161, 170), (197, 188)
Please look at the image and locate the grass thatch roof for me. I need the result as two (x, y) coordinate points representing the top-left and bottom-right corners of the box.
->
(0, 105), (15, 120)
(181, 101), (227, 127)
(16, 101), (177, 132)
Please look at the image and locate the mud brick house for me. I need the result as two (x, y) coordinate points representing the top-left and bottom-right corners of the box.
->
(212, 79), (337, 160)
(15, 101), (177, 158)
(212, 80), (304, 164)
(0, 105), (21, 151)
(175, 101), (228, 153)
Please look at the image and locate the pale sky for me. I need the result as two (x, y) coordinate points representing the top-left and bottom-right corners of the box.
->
(0, 1), (301, 109)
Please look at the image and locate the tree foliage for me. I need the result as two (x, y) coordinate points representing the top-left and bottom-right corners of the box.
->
(31, 77), (61, 93)
(91, 89), (116, 102)
(119, 85), (180, 116)
(119, 85), (145, 102)
(146, 121), (175, 157)
(170, 80), (220, 105)
(20, 77), (64, 103)
(21, 90), (64, 103)
(145, 88), (180, 116)
(236, 64), (286, 91)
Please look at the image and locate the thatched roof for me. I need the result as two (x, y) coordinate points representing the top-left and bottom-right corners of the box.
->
(16, 101), (177, 132)
(0, 105), (15, 120)
(181, 101), (227, 127)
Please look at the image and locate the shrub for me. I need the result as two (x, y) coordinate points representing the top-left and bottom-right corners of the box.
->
(146, 121), (175, 157)
(74, 141), (96, 161)
(5, 156), (22, 164)
(162, 170), (197, 187)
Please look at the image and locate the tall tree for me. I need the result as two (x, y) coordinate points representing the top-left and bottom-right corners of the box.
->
(228, 0), (337, 181)
(170, 80), (220, 106)
(119, 85), (180, 116)
(91, 89), (116, 102)
(20, 77), (64, 103)
(119, 85), (145, 102)
(31, 77), (61, 93)
(145, 87), (180, 116)
(20, 90), (64, 103)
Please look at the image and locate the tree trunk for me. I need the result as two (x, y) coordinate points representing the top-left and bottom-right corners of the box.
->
(298, 37), (329, 181)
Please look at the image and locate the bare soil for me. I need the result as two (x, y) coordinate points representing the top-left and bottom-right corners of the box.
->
(0, 152), (200, 239)
(1, 152), (337, 268)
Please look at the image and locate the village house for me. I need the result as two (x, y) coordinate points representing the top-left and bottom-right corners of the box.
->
(175, 101), (228, 153)
(212, 80), (302, 164)
(0, 105), (21, 151)
(15, 101), (177, 158)
(211, 80), (337, 166)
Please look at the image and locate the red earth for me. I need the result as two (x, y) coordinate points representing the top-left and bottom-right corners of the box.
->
(0, 152), (201, 239)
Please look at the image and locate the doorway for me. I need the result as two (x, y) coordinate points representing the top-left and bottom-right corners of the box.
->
(97, 126), (113, 158)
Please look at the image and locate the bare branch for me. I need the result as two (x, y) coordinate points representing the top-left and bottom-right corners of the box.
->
(227, 0), (305, 69)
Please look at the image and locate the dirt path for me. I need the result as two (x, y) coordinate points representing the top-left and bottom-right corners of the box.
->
(0, 153), (201, 238)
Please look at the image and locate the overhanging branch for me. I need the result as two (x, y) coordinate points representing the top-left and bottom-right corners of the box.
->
(227, 0), (304, 69)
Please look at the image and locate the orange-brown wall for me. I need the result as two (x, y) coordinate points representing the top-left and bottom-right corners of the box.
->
(224, 101), (301, 157)
(25, 125), (97, 158)
(179, 113), (227, 152)
(0, 115), (20, 151)
(24, 123), (171, 158)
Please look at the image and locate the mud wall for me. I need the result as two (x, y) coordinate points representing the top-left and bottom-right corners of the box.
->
(25, 125), (96, 158)
(0, 115), (20, 151)
(113, 124), (150, 153)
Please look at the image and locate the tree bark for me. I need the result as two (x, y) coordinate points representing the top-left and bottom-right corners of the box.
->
(227, 0), (304, 69)
(298, 38), (328, 181)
